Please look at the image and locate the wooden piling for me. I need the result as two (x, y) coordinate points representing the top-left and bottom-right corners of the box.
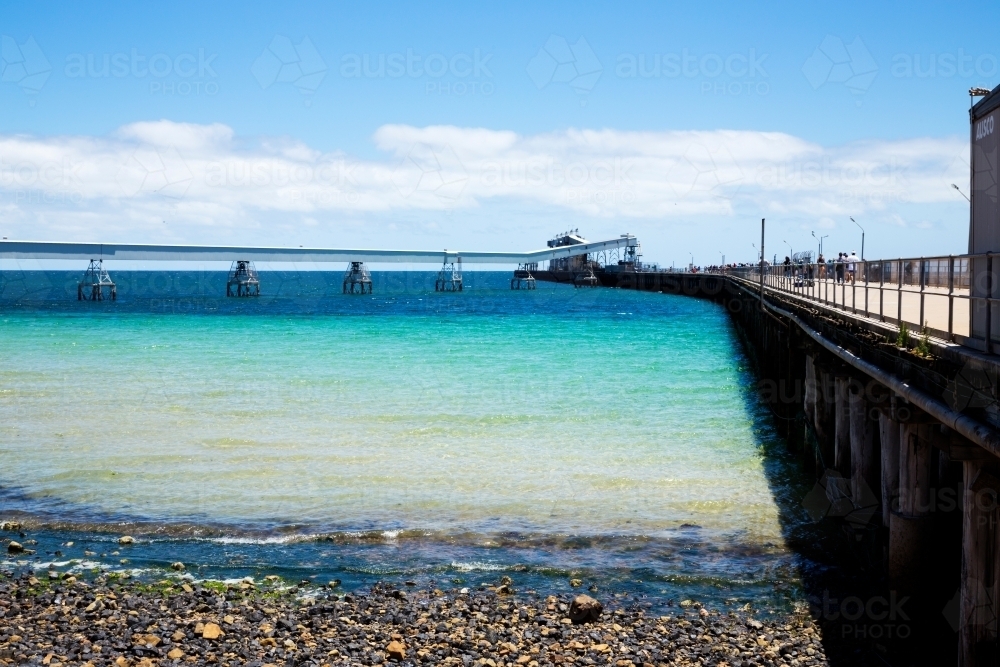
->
(890, 422), (934, 588)
(804, 355), (817, 428)
(879, 412), (901, 530)
(835, 375), (851, 476)
(815, 366), (836, 469)
(849, 381), (880, 512)
(960, 461), (1000, 666)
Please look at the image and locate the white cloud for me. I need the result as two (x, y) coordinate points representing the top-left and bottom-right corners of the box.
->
(0, 120), (969, 247)
(116, 121), (234, 151)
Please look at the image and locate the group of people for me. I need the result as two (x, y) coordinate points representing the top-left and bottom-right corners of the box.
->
(699, 262), (759, 274)
(777, 251), (862, 285)
(815, 251), (862, 284)
(693, 253), (863, 283)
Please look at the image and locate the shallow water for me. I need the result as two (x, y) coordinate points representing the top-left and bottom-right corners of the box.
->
(0, 271), (809, 613)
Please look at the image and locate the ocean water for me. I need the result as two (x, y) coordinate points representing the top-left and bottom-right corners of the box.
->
(0, 270), (811, 613)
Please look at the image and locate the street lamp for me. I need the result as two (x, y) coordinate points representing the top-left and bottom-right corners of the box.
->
(850, 217), (865, 260)
(952, 183), (971, 202)
(782, 240), (793, 258)
(811, 231), (828, 258)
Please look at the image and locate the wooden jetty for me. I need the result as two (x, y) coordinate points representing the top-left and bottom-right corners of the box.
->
(601, 266), (1000, 665)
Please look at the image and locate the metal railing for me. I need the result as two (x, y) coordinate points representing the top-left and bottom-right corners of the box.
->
(710, 254), (998, 352)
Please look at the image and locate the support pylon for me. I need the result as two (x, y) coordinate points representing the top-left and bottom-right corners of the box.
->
(77, 259), (116, 301)
(435, 255), (463, 292)
(343, 261), (373, 294)
(511, 262), (537, 290)
(226, 260), (260, 297)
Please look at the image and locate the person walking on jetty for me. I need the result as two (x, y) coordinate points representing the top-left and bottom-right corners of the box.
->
(846, 251), (860, 284)
(835, 253), (845, 283)
(817, 253), (825, 279)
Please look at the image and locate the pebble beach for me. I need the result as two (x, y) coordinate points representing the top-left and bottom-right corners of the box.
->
(0, 566), (829, 667)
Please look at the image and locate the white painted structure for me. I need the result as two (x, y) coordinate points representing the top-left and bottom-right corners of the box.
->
(0, 236), (638, 265)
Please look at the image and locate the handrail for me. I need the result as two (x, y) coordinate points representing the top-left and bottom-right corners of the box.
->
(698, 251), (988, 352)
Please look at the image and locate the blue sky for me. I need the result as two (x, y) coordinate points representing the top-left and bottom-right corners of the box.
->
(1, 0), (996, 266)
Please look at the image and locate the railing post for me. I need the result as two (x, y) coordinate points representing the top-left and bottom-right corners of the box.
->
(947, 255), (954, 340)
(863, 260), (869, 317)
(841, 261), (846, 311)
(918, 258), (926, 334)
(823, 262), (827, 304)
(851, 259), (857, 314)
(836, 262), (840, 309)
(879, 260), (885, 322)
(897, 258), (903, 325)
(835, 260), (840, 309)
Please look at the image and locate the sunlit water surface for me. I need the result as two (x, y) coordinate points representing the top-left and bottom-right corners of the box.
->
(0, 271), (809, 613)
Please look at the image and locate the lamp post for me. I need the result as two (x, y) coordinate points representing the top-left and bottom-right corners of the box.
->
(783, 240), (793, 258)
(811, 231), (828, 258)
(850, 217), (865, 260)
(759, 218), (765, 310)
(951, 183), (971, 202)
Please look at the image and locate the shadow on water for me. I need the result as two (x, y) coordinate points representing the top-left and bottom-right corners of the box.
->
(721, 303), (956, 666)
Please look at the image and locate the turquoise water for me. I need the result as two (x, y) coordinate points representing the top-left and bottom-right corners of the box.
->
(0, 271), (807, 612)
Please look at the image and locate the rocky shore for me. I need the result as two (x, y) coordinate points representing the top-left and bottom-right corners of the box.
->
(0, 567), (829, 667)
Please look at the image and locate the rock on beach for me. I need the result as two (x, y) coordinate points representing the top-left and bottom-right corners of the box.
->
(201, 622), (223, 639)
(386, 639), (407, 659)
(569, 593), (603, 623)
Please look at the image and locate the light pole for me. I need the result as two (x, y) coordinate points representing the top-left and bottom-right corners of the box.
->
(759, 218), (765, 309)
(951, 183), (971, 202)
(783, 240), (792, 258)
(811, 231), (828, 258)
(719, 251), (725, 266)
(850, 217), (865, 260)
